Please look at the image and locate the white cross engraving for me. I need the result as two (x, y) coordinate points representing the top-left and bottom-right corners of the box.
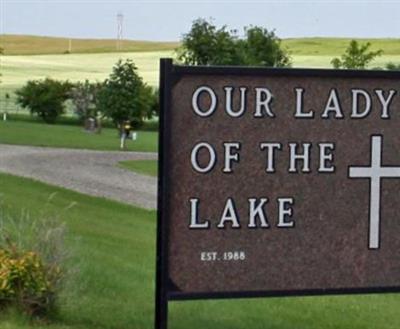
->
(349, 135), (400, 250)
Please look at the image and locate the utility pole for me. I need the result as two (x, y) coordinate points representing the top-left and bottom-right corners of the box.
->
(117, 12), (123, 51)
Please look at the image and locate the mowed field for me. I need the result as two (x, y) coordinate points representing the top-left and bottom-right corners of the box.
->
(1, 35), (399, 112)
(0, 51), (173, 111)
(0, 120), (158, 152)
(0, 35), (176, 111)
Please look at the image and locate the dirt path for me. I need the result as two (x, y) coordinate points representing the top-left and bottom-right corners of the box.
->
(0, 144), (158, 209)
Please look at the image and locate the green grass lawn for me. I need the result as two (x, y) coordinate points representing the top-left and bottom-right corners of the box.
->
(118, 160), (158, 177)
(0, 173), (157, 329)
(0, 120), (158, 152)
(0, 173), (400, 329)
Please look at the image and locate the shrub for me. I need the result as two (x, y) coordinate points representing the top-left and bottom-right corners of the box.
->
(0, 203), (70, 316)
(15, 78), (72, 124)
(0, 247), (61, 315)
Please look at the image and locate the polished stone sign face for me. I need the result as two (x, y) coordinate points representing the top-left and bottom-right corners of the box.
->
(157, 60), (400, 301)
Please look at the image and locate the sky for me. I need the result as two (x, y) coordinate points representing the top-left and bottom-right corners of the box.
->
(1, 0), (399, 41)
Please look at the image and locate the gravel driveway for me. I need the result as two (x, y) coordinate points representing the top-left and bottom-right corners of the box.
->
(0, 144), (158, 209)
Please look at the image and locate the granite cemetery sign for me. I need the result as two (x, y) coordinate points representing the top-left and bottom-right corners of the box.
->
(155, 59), (400, 328)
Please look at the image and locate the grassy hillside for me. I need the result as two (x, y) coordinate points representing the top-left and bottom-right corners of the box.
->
(283, 37), (400, 56)
(1, 35), (398, 114)
(0, 34), (179, 55)
(0, 50), (170, 90)
(1, 34), (399, 57)
(1, 50), (398, 113)
(0, 50), (172, 112)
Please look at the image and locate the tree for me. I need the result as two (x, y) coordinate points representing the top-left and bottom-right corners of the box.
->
(0, 47), (3, 84)
(177, 18), (238, 65)
(15, 78), (72, 123)
(142, 86), (159, 118)
(69, 80), (100, 120)
(96, 59), (153, 128)
(331, 40), (383, 69)
(386, 62), (400, 71)
(148, 87), (159, 118)
(177, 18), (291, 67)
(241, 26), (291, 67)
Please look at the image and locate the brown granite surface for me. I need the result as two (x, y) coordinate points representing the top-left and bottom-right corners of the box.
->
(165, 73), (400, 294)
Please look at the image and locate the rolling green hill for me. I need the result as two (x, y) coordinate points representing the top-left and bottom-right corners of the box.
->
(283, 37), (400, 56)
(1, 35), (398, 114)
(0, 34), (179, 55)
(1, 34), (399, 56)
